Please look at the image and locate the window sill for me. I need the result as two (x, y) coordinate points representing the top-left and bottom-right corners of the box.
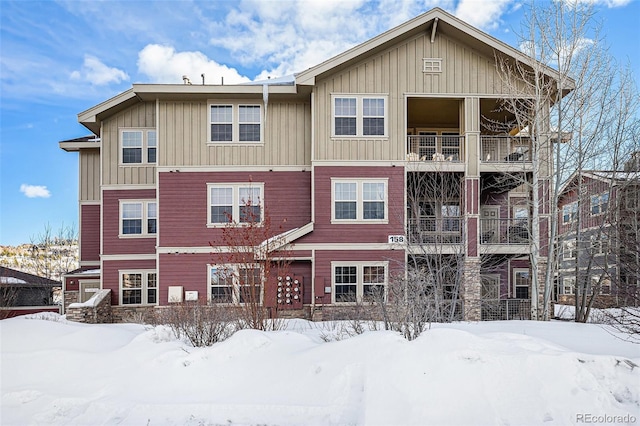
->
(206, 223), (264, 228)
(330, 136), (388, 140)
(118, 234), (157, 239)
(331, 219), (388, 225)
(207, 141), (264, 146)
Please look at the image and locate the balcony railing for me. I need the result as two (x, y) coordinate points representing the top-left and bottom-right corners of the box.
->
(480, 218), (530, 245)
(481, 136), (531, 163)
(407, 218), (462, 244)
(407, 135), (464, 162)
(480, 299), (531, 320)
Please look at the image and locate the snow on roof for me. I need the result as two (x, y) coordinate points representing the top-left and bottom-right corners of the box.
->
(243, 75), (295, 86)
(68, 289), (110, 309)
(0, 277), (27, 284)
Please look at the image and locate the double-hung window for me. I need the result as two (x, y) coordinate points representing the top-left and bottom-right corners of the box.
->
(562, 276), (576, 295)
(562, 202), (578, 224)
(121, 129), (157, 164)
(209, 264), (262, 304)
(513, 269), (530, 299)
(590, 193), (609, 215)
(562, 239), (577, 260)
(208, 183), (263, 225)
(209, 104), (262, 143)
(120, 200), (157, 237)
(120, 271), (157, 305)
(332, 95), (388, 137)
(332, 179), (387, 223)
(332, 262), (387, 303)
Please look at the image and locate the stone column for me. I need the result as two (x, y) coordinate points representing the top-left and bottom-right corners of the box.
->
(461, 258), (481, 321)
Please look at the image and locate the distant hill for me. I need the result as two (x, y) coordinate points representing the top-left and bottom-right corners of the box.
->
(0, 242), (79, 281)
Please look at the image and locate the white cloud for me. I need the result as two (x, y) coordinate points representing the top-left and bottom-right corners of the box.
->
(137, 44), (250, 84)
(20, 184), (51, 199)
(70, 55), (129, 86)
(454, 0), (513, 31)
(563, 0), (631, 7)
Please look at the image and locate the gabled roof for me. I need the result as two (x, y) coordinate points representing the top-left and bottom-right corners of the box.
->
(559, 170), (639, 196)
(59, 135), (101, 152)
(0, 266), (60, 286)
(295, 7), (571, 88)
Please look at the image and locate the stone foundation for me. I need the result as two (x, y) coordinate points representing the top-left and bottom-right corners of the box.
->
(66, 289), (112, 323)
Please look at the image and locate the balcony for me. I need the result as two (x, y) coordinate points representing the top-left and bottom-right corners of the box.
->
(407, 135), (464, 162)
(407, 217), (462, 245)
(479, 218), (531, 255)
(480, 136), (531, 163)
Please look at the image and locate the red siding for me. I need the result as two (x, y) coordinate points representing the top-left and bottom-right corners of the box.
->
(102, 259), (157, 306)
(158, 254), (312, 306)
(313, 249), (405, 304)
(158, 171), (312, 248)
(298, 166), (405, 245)
(558, 177), (614, 234)
(80, 204), (100, 262)
(103, 189), (157, 255)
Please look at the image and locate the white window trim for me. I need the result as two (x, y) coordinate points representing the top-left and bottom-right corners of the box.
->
(207, 183), (264, 227)
(590, 193), (609, 216)
(562, 202), (578, 224)
(562, 276), (576, 295)
(208, 264), (263, 305)
(331, 261), (388, 304)
(512, 268), (530, 299)
(119, 128), (157, 165)
(331, 178), (388, 224)
(423, 58), (442, 73)
(207, 102), (264, 144)
(119, 200), (157, 238)
(562, 240), (577, 260)
(119, 270), (158, 306)
(331, 94), (389, 138)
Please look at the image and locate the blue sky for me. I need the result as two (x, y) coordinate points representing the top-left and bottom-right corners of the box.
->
(1, 0), (638, 245)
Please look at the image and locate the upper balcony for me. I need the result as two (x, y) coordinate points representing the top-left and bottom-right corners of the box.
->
(480, 136), (533, 173)
(406, 134), (466, 172)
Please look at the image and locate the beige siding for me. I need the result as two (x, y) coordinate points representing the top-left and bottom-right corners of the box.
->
(79, 149), (100, 201)
(314, 32), (507, 162)
(102, 102), (156, 186)
(158, 100), (311, 167)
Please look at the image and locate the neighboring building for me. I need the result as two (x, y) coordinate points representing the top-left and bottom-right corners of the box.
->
(556, 164), (639, 308)
(0, 266), (61, 318)
(60, 8), (567, 322)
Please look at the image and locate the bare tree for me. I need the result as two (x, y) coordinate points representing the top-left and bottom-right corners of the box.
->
(24, 223), (78, 281)
(211, 185), (291, 331)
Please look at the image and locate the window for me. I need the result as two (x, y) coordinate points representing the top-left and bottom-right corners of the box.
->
(332, 262), (387, 303)
(562, 276), (576, 295)
(513, 269), (530, 299)
(120, 129), (156, 164)
(441, 204), (461, 232)
(209, 265), (262, 304)
(120, 271), (157, 305)
(332, 179), (388, 223)
(120, 201), (157, 237)
(332, 95), (388, 137)
(423, 58), (442, 73)
(625, 186), (639, 210)
(591, 235), (608, 255)
(562, 202), (578, 224)
(563, 240), (577, 260)
(208, 184), (263, 225)
(590, 193), (609, 215)
(594, 276), (611, 295)
(209, 104), (262, 143)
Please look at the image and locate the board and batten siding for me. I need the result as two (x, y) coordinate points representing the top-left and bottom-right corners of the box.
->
(79, 204), (100, 263)
(79, 149), (100, 201)
(157, 100), (311, 167)
(314, 31), (507, 162)
(101, 102), (156, 186)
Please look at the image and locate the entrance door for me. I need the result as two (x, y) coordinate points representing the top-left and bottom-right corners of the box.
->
(79, 280), (100, 303)
(480, 206), (500, 243)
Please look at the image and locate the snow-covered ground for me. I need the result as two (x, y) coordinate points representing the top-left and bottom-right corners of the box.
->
(1, 313), (639, 425)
